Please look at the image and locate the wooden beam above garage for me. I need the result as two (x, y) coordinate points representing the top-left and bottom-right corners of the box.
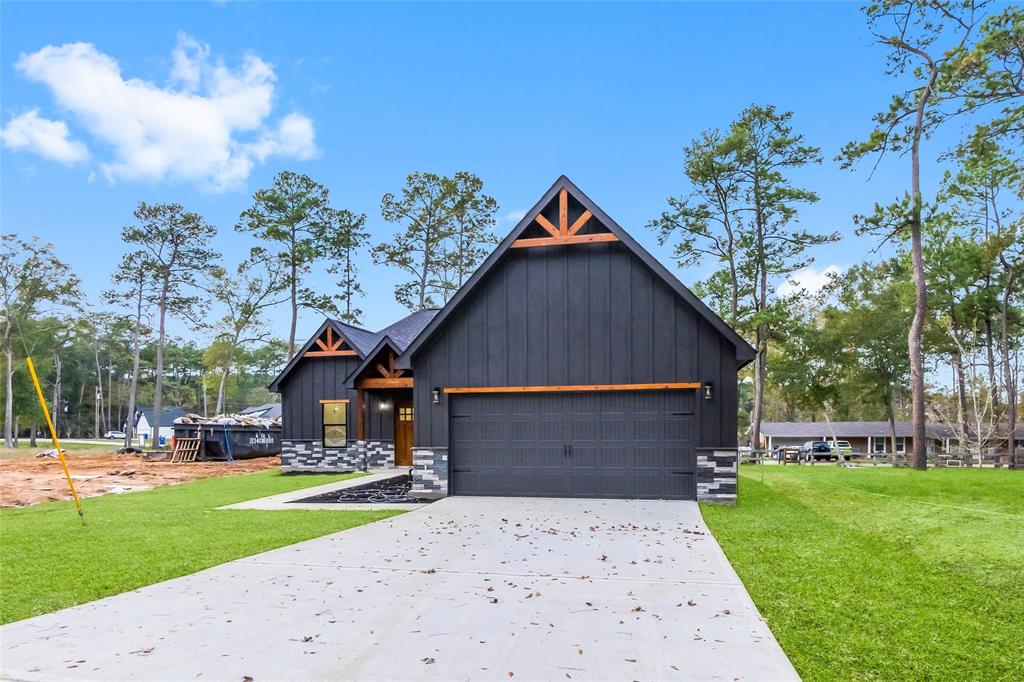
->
(443, 382), (702, 394)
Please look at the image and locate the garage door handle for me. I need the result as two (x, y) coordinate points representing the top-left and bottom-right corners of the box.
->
(562, 443), (568, 458)
(568, 444), (573, 458)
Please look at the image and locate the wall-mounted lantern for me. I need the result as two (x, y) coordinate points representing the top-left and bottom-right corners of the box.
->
(703, 382), (713, 401)
(378, 400), (393, 412)
(432, 388), (441, 405)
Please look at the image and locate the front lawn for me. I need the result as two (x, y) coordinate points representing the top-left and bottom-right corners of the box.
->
(0, 470), (403, 624)
(0, 440), (115, 460)
(701, 467), (1023, 680)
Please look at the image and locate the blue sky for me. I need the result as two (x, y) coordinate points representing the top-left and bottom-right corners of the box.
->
(1, 1), (972, 341)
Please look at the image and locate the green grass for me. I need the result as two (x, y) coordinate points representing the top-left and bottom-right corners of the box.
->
(1, 440), (115, 460)
(701, 467), (1024, 681)
(0, 470), (403, 624)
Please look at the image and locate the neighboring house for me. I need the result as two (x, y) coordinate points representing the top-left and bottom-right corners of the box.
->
(240, 403), (282, 420)
(133, 406), (188, 446)
(753, 421), (960, 455)
(270, 177), (754, 502)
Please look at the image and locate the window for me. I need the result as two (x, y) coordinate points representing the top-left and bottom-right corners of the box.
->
(873, 437), (905, 453)
(323, 402), (348, 446)
(398, 406), (414, 422)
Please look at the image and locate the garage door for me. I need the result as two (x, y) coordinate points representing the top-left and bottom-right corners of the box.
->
(449, 390), (695, 499)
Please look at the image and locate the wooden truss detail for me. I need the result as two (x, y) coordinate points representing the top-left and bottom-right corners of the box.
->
(356, 347), (413, 389)
(375, 348), (405, 379)
(305, 325), (358, 357)
(512, 188), (618, 249)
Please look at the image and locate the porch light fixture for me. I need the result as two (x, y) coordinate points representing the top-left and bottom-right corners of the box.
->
(432, 388), (441, 404)
(703, 382), (713, 401)
(378, 400), (392, 412)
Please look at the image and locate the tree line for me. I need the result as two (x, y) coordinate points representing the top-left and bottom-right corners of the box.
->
(2, 0), (1019, 469)
(651, 1), (1022, 467)
(2, 171), (498, 448)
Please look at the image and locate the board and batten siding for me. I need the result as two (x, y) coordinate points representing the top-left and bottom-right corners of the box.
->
(411, 242), (739, 450)
(279, 356), (360, 440)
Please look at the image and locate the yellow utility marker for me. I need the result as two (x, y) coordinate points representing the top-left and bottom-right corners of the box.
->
(26, 356), (84, 522)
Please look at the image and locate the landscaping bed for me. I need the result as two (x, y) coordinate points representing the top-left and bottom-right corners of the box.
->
(701, 467), (1024, 680)
(290, 474), (429, 505)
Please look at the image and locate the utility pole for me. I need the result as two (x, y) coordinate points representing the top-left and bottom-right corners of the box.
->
(95, 386), (102, 438)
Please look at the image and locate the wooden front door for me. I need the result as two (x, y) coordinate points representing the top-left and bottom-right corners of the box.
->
(395, 402), (414, 467)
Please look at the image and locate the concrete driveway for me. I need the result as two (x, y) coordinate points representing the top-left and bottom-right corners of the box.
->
(1, 497), (797, 681)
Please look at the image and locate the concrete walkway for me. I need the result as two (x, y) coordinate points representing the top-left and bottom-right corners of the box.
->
(1, 498), (798, 681)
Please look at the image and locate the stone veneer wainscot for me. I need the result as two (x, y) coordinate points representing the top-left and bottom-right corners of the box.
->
(281, 439), (395, 472)
(696, 449), (737, 504)
(410, 447), (448, 499)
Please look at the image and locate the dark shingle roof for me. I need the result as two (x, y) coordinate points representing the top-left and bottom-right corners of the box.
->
(135, 406), (188, 426)
(240, 403), (282, 420)
(331, 321), (381, 356)
(270, 310), (442, 392)
(333, 309), (438, 355)
(377, 309), (439, 351)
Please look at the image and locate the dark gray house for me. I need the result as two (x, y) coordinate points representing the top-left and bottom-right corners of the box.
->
(271, 177), (754, 503)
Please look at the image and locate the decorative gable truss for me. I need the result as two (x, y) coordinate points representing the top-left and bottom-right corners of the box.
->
(357, 345), (414, 388)
(511, 187), (621, 249)
(303, 325), (358, 357)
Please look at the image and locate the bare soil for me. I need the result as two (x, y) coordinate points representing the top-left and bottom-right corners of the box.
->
(0, 453), (280, 508)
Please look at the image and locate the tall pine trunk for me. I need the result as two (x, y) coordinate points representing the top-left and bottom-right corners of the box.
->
(3, 323), (13, 448)
(152, 271), (170, 449)
(750, 330), (767, 452)
(52, 353), (61, 438)
(1002, 272), (1018, 468)
(907, 59), (936, 471)
(216, 343), (236, 415)
(124, 288), (143, 448)
(288, 255), (298, 361)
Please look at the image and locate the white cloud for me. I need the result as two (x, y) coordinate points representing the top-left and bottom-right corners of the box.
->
(0, 109), (88, 164)
(169, 32), (209, 92)
(503, 208), (528, 224)
(12, 34), (318, 191)
(779, 264), (842, 298)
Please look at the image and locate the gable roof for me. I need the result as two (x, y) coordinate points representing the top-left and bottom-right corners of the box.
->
(135, 405), (188, 427)
(267, 318), (365, 392)
(240, 403), (282, 420)
(268, 310), (439, 392)
(332, 320), (381, 356)
(341, 309), (439, 388)
(342, 336), (400, 389)
(397, 175), (756, 368)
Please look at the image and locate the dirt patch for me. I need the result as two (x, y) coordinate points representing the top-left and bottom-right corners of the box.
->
(0, 453), (280, 508)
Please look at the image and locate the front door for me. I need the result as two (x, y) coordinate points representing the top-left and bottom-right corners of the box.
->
(395, 401), (414, 467)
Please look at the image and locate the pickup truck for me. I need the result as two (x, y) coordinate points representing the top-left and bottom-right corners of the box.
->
(827, 440), (854, 460)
